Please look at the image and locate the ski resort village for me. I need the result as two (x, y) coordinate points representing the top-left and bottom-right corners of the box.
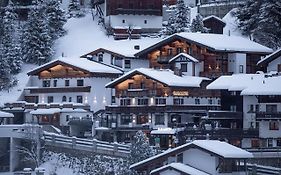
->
(0, 0), (281, 174)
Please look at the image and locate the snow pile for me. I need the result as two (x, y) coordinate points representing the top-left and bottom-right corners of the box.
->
(151, 163), (210, 175)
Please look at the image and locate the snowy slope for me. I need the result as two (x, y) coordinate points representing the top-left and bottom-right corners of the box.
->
(223, 8), (244, 37)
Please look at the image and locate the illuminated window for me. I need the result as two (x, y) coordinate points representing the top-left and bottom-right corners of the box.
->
(269, 121), (279, 130)
(137, 115), (148, 124)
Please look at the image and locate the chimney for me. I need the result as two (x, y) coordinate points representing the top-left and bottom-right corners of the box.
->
(134, 45), (140, 50)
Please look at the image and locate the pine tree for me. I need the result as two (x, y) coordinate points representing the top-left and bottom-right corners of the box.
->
(190, 14), (208, 33)
(68, 0), (84, 18)
(174, 0), (190, 33)
(22, 0), (53, 65)
(46, 0), (66, 40)
(2, 0), (22, 74)
(166, 13), (177, 35)
(129, 130), (156, 164)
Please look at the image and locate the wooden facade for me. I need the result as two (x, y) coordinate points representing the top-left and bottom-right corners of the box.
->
(203, 16), (226, 34)
(106, 0), (162, 16)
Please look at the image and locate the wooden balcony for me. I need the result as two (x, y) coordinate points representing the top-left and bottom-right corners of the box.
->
(258, 96), (281, 103)
(157, 56), (171, 63)
(115, 8), (161, 16)
(256, 112), (281, 120)
(180, 128), (259, 139)
(26, 86), (91, 94)
(120, 89), (157, 97)
(208, 110), (243, 119)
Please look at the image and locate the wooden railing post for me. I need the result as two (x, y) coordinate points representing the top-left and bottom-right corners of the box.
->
(92, 139), (97, 151)
(72, 137), (76, 148)
(114, 143), (118, 153)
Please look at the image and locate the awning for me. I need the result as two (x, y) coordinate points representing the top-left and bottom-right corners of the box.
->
(0, 111), (14, 118)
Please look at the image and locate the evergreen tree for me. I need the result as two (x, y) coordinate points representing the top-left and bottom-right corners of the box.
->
(22, 0), (53, 65)
(190, 14), (208, 33)
(166, 13), (177, 35)
(174, 0), (190, 33)
(2, 0), (22, 74)
(129, 130), (156, 164)
(68, 0), (84, 18)
(46, 0), (66, 40)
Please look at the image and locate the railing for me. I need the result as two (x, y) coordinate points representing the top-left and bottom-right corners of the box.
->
(43, 132), (130, 158)
(157, 56), (172, 63)
(115, 8), (161, 16)
(247, 164), (281, 175)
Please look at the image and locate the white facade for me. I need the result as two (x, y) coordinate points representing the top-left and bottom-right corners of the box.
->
(228, 53), (247, 74)
(105, 15), (163, 31)
(267, 56), (281, 72)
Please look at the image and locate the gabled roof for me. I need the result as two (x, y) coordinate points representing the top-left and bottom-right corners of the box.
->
(28, 57), (123, 76)
(130, 140), (253, 170)
(80, 48), (128, 59)
(150, 163), (210, 175)
(134, 33), (273, 57)
(168, 53), (199, 63)
(105, 68), (209, 88)
(203, 15), (226, 25)
(207, 73), (281, 95)
(257, 48), (281, 66)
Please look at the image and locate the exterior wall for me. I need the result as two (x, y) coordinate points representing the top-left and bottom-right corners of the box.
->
(160, 170), (180, 175)
(243, 96), (258, 129)
(26, 76), (113, 112)
(105, 15), (163, 30)
(228, 53), (247, 74)
(183, 148), (218, 174)
(267, 56), (281, 72)
(203, 18), (225, 34)
(259, 121), (281, 139)
(174, 62), (202, 76)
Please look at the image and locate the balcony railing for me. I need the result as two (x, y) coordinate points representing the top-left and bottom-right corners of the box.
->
(157, 56), (172, 63)
(115, 8), (161, 16)
(208, 110), (243, 119)
(256, 112), (281, 120)
(26, 86), (91, 94)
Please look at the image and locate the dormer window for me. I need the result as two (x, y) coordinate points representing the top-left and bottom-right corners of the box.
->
(98, 54), (103, 62)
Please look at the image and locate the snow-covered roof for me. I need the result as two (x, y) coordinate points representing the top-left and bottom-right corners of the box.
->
(203, 15), (225, 24)
(30, 108), (61, 115)
(28, 57), (123, 76)
(207, 73), (281, 95)
(106, 68), (209, 88)
(130, 140), (253, 170)
(0, 111), (14, 118)
(151, 128), (176, 135)
(150, 163), (210, 175)
(257, 48), (281, 66)
(168, 53), (199, 63)
(135, 33), (273, 57)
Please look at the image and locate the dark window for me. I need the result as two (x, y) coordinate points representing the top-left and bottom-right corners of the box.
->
(120, 99), (131, 106)
(249, 105), (254, 113)
(239, 65), (244, 73)
(65, 80), (70, 87)
(255, 104), (259, 112)
(121, 115), (131, 125)
(111, 96), (116, 104)
(62, 96), (67, 102)
(208, 99), (212, 104)
(195, 98), (200, 104)
(42, 80), (51, 87)
(128, 83), (133, 89)
(269, 121), (279, 130)
(177, 47), (183, 54)
(124, 60), (131, 69)
(230, 105), (237, 112)
(268, 139), (273, 147)
(144, 20), (147, 24)
(278, 64), (281, 72)
(181, 63), (187, 72)
(277, 139), (281, 147)
(53, 80), (57, 87)
(111, 55), (114, 65)
(251, 139), (260, 148)
(77, 96), (83, 103)
(98, 54), (103, 62)
(77, 79), (84, 86)
(69, 97), (72, 102)
(140, 82), (145, 89)
(136, 115), (148, 124)
(47, 96), (54, 103)
(155, 114), (165, 125)
(155, 98), (166, 105)
(137, 98), (148, 105)
(66, 115), (70, 122)
(266, 105), (277, 113)
(168, 48), (173, 55)
(122, 19), (125, 23)
(174, 98), (184, 105)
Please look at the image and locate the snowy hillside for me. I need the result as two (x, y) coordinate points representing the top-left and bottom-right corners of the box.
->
(223, 9), (244, 37)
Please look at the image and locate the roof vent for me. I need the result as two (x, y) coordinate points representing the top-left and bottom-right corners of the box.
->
(134, 45), (140, 50)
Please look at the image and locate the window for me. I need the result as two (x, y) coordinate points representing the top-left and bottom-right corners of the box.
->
(122, 19), (125, 23)
(155, 114), (165, 125)
(277, 139), (281, 147)
(76, 96), (83, 103)
(128, 83), (133, 89)
(124, 60), (131, 69)
(189, 47), (192, 54)
(174, 98), (184, 105)
(268, 139), (273, 147)
(68, 97), (72, 102)
(138, 98), (148, 105)
(155, 98), (166, 105)
(230, 91), (236, 96)
(62, 96), (67, 102)
(251, 139), (260, 148)
(181, 63), (187, 72)
(140, 82), (145, 89)
(195, 98), (200, 105)
(47, 96), (54, 103)
(66, 115), (70, 122)
(111, 96), (116, 104)
(208, 99), (213, 105)
(249, 104), (254, 112)
(98, 54), (103, 62)
(144, 20), (147, 24)
(177, 47), (183, 54)
(278, 64), (281, 72)
(121, 115), (131, 125)
(42, 80), (51, 87)
(168, 48), (173, 55)
(239, 65), (244, 73)
(230, 105), (237, 112)
(77, 79), (84, 86)
(65, 80), (70, 87)
(255, 104), (260, 112)
(120, 99), (131, 106)
(111, 55), (114, 65)
(269, 121), (279, 130)
(53, 80), (57, 87)
(136, 115), (148, 124)
(266, 105), (277, 113)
